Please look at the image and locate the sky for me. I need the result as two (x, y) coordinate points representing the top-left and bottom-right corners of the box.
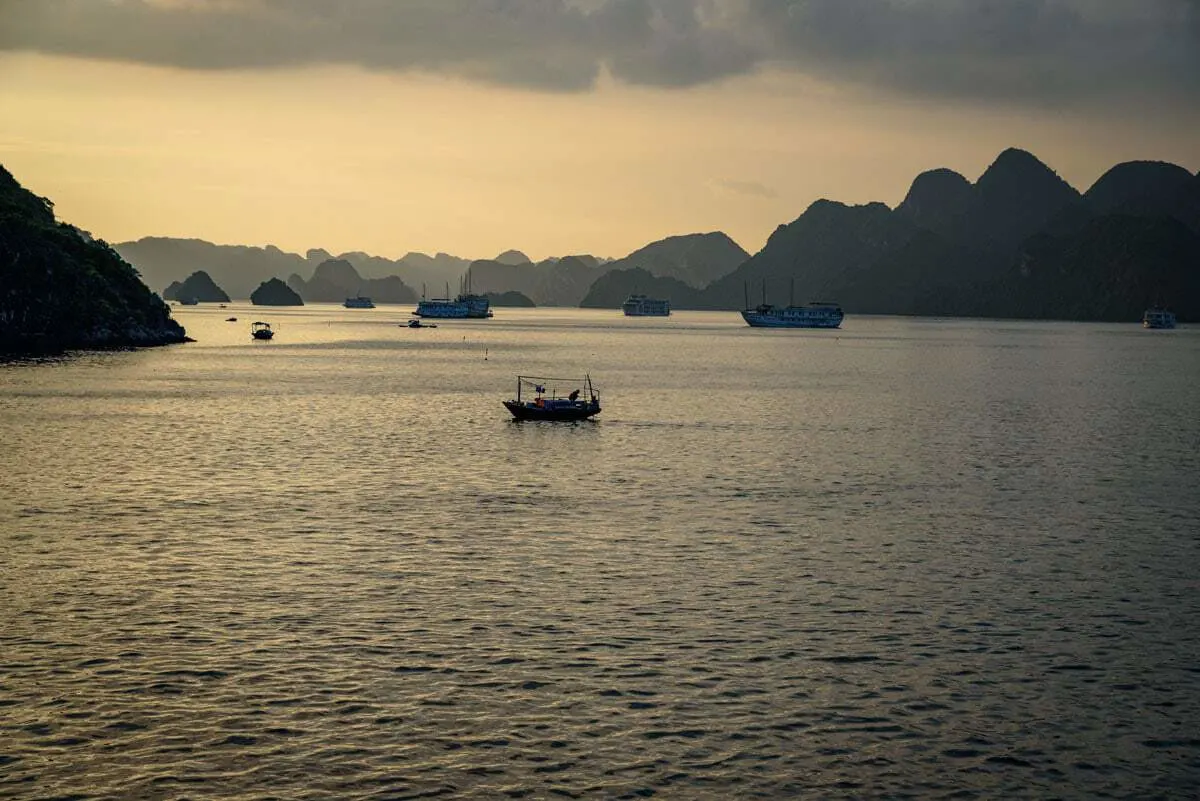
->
(1, 0), (1198, 262)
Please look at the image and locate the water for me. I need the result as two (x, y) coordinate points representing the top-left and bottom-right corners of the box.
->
(2, 306), (1198, 799)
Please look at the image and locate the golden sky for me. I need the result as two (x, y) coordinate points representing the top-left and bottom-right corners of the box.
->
(2, 1), (1198, 261)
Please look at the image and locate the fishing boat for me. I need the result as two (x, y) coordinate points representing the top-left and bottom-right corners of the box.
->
(406, 319), (437, 328)
(503, 375), (601, 421)
(178, 297), (199, 306)
(250, 321), (274, 340)
(343, 296), (375, 309)
(741, 280), (843, 329)
(623, 294), (671, 316)
(1143, 308), (1177, 329)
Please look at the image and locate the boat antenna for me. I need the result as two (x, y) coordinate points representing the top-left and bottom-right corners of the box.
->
(743, 281), (748, 310)
(790, 277), (794, 307)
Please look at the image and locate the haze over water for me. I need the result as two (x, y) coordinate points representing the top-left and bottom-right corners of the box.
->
(2, 307), (1198, 799)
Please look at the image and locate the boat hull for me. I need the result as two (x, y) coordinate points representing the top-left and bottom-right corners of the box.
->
(503, 400), (601, 421)
(414, 295), (491, 318)
(414, 300), (468, 318)
(741, 307), (843, 328)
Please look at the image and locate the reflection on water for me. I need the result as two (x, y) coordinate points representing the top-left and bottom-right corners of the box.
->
(2, 306), (1199, 798)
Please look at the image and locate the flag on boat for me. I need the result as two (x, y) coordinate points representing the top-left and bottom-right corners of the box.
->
(535, 384), (545, 393)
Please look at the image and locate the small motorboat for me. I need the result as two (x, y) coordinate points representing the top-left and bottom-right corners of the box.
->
(226, 317), (238, 322)
(251, 321), (274, 340)
(503, 375), (601, 421)
(1143, 307), (1177, 329)
(407, 319), (437, 328)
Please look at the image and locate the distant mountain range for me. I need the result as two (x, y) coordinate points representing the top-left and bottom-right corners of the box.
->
(113, 239), (470, 302)
(114, 232), (746, 308)
(466, 255), (606, 307)
(580, 268), (702, 309)
(694, 149), (1199, 320)
(287, 258), (417, 304)
(601, 232), (749, 288)
(113, 148), (1199, 321)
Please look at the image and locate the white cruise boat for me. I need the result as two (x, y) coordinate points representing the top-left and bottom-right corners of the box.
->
(622, 295), (671, 316)
(456, 293), (492, 318)
(413, 297), (470, 318)
(413, 279), (491, 319)
(741, 279), (843, 329)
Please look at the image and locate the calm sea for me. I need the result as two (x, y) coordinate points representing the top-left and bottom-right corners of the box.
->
(2, 306), (1198, 799)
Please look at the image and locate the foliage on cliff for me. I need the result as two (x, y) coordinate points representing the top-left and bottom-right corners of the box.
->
(1, 165), (187, 353)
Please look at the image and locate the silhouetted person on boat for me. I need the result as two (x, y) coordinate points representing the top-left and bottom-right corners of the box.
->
(569, 389), (580, 402)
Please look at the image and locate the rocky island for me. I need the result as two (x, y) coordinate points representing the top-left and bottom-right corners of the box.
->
(163, 270), (230, 303)
(0, 165), (188, 354)
(251, 277), (303, 306)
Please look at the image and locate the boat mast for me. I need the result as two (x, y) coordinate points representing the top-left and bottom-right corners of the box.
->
(762, 279), (767, 306)
(743, 281), (748, 310)
(790, 277), (794, 308)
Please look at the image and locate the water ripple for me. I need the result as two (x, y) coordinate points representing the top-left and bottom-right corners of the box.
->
(2, 310), (1199, 798)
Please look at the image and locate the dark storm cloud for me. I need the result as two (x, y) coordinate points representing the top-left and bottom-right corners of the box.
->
(751, 0), (1200, 106)
(1, 0), (1197, 105)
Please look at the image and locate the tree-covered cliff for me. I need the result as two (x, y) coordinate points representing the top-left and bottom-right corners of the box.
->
(697, 150), (1199, 321)
(1, 165), (188, 354)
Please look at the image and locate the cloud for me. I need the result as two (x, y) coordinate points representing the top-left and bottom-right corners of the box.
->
(1, 0), (1197, 106)
(751, 0), (1200, 107)
(711, 178), (777, 199)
